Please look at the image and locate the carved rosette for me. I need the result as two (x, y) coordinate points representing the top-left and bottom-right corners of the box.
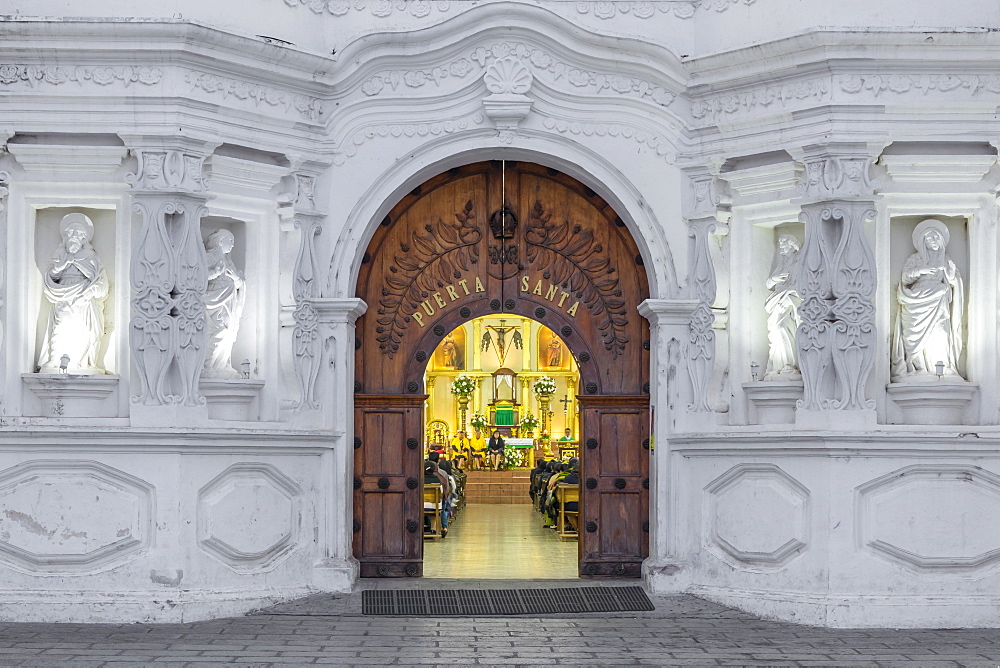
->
(127, 145), (213, 407)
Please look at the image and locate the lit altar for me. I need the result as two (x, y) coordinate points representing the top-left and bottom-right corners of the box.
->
(422, 315), (580, 462)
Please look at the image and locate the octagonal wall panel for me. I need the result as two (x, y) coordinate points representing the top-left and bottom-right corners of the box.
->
(197, 463), (303, 573)
(0, 460), (154, 574)
(704, 463), (810, 569)
(857, 465), (1000, 572)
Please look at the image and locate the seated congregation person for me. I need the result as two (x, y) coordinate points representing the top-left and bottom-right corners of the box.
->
(423, 455), (452, 537)
(439, 459), (460, 521)
(529, 459), (547, 502)
(556, 458), (580, 528)
(540, 463), (567, 528)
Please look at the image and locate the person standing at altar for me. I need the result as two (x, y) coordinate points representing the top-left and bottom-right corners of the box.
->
(487, 429), (505, 471)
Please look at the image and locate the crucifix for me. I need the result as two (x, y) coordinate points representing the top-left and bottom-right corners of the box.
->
(560, 394), (572, 414)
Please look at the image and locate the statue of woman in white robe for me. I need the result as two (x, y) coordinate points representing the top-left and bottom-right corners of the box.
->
(764, 233), (802, 380)
(202, 229), (246, 379)
(37, 214), (110, 373)
(890, 219), (964, 381)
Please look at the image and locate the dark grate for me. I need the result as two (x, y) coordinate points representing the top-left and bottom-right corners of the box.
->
(362, 586), (654, 616)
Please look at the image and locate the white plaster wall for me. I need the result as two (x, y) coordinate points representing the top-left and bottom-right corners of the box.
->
(0, 0), (999, 628)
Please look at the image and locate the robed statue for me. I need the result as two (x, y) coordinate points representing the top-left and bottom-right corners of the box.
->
(764, 233), (802, 380)
(37, 213), (110, 373)
(891, 219), (964, 381)
(202, 229), (246, 379)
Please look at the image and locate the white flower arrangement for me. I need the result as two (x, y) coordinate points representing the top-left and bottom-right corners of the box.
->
(469, 412), (488, 430)
(450, 375), (475, 396)
(533, 376), (557, 396)
(520, 412), (540, 430)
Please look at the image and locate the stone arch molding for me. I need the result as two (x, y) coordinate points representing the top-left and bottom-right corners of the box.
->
(324, 137), (680, 301)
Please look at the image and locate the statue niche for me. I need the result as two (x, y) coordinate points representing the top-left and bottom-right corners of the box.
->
(202, 229), (247, 379)
(891, 219), (965, 382)
(538, 326), (568, 370)
(763, 233), (802, 380)
(435, 329), (465, 370)
(37, 213), (110, 374)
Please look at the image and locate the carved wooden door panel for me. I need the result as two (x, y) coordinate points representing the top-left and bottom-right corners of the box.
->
(355, 161), (650, 577)
(578, 396), (649, 577)
(353, 395), (425, 577)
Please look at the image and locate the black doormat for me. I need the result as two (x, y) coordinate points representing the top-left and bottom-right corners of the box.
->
(362, 586), (654, 616)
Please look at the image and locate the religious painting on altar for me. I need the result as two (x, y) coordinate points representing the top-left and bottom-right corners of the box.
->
(433, 326), (466, 370)
(538, 326), (570, 370)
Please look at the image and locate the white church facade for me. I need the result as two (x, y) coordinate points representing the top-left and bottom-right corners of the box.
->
(1, 0), (1000, 628)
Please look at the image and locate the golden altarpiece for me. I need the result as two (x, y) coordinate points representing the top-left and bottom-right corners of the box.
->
(424, 315), (579, 464)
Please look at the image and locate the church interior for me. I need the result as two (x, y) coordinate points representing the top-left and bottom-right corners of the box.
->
(421, 315), (581, 576)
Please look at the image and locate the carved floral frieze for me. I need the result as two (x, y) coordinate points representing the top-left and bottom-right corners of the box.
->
(691, 79), (829, 121)
(541, 118), (678, 162)
(333, 113), (484, 165)
(576, 0), (756, 20)
(283, 0), (450, 18)
(839, 74), (1000, 97)
(279, 0), (755, 20)
(359, 42), (675, 108)
(185, 72), (324, 122)
(0, 65), (163, 88)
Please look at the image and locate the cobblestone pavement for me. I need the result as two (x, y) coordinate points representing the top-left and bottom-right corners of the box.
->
(2, 580), (1000, 667)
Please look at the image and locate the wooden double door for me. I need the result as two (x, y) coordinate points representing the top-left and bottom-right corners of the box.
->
(353, 161), (651, 577)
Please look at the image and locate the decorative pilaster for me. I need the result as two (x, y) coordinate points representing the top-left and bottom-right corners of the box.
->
(794, 145), (879, 423)
(472, 319), (483, 370)
(289, 170), (325, 411)
(638, 298), (699, 590)
(0, 148), (10, 412)
(124, 136), (217, 411)
(683, 167), (729, 414)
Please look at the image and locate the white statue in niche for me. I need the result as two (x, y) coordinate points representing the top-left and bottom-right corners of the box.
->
(202, 229), (246, 379)
(37, 213), (110, 374)
(764, 233), (802, 380)
(890, 219), (965, 382)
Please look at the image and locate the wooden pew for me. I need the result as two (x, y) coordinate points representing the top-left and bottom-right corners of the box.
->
(423, 485), (442, 538)
(555, 484), (579, 540)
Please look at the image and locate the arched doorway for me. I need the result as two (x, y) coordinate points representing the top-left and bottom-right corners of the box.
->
(353, 161), (650, 577)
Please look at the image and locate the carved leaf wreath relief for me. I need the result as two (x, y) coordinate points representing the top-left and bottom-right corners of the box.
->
(377, 200), (481, 357)
(525, 201), (628, 358)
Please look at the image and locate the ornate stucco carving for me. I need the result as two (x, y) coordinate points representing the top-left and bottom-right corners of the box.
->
(794, 147), (878, 414)
(289, 170), (326, 411)
(0, 65), (163, 88)
(690, 79), (830, 122)
(541, 117), (678, 163)
(185, 72), (325, 122)
(127, 143), (215, 407)
(359, 42), (675, 108)
(332, 113), (485, 165)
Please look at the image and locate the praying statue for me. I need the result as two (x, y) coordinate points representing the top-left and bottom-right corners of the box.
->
(763, 233), (802, 380)
(202, 229), (246, 379)
(37, 213), (110, 374)
(891, 219), (964, 381)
